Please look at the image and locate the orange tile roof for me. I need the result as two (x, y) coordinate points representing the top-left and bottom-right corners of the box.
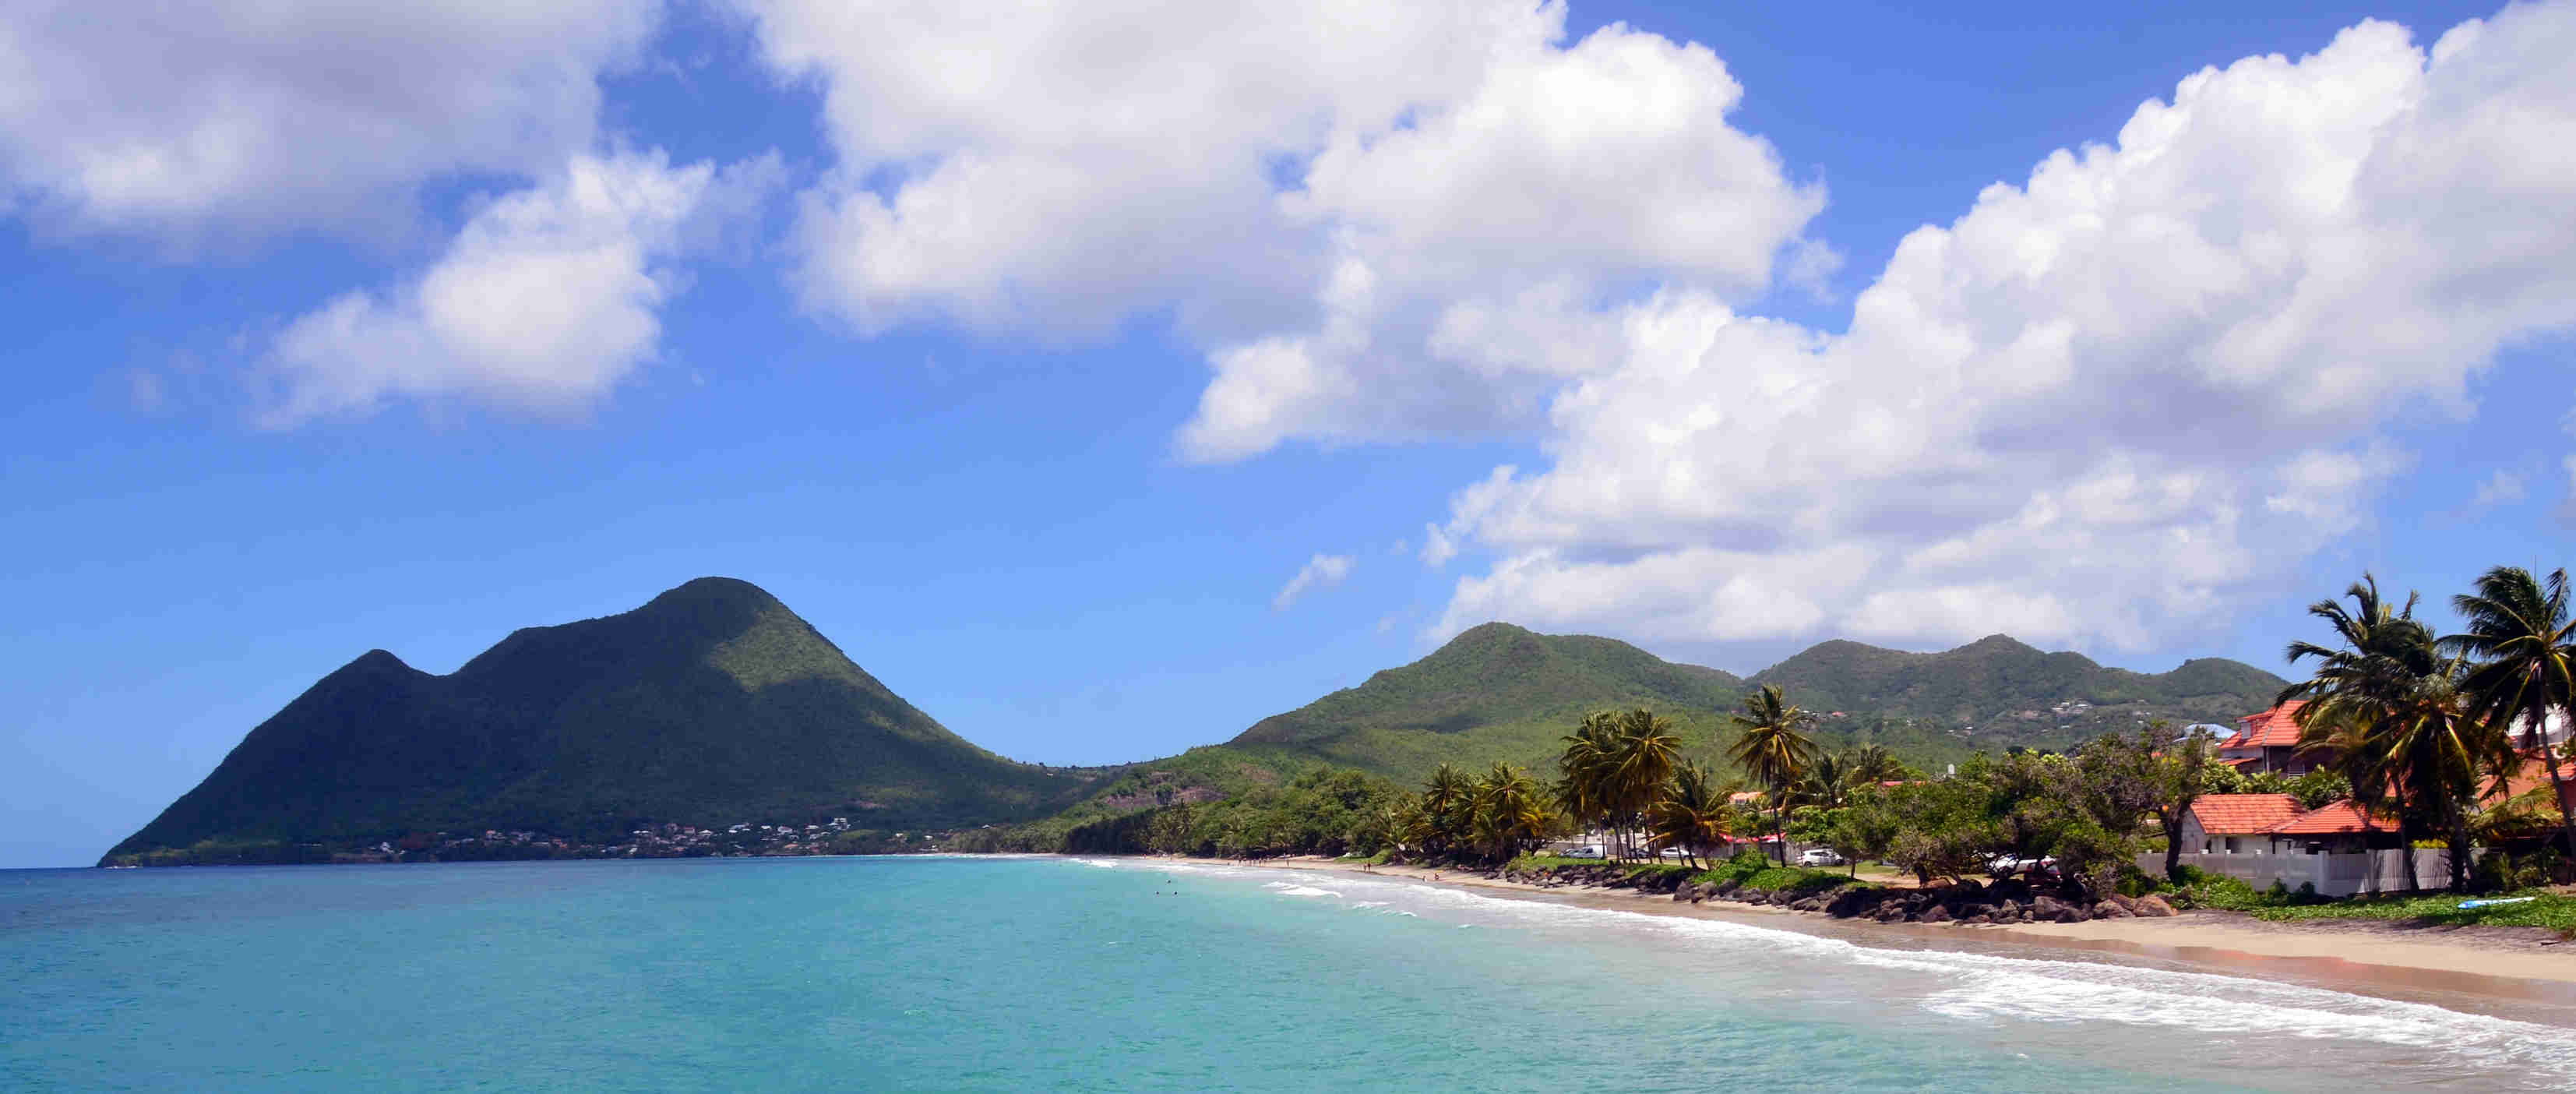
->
(2188, 793), (2303, 835)
(2266, 799), (2391, 835)
(2225, 701), (2308, 750)
(2497, 753), (2576, 803)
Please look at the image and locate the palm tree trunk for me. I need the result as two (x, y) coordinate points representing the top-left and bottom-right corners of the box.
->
(2162, 813), (2187, 884)
(2530, 713), (2576, 875)
(2398, 800), (2421, 893)
(2448, 805), (2472, 893)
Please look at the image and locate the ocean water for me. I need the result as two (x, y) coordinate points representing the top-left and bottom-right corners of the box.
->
(8, 858), (2576, 1092)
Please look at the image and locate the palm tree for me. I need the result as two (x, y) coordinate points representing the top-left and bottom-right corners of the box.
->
(1555, 711), (1619, 855)
(1798, 751), (1854, 810)
(2447, 566), (2576, 863)
(1470, 763), (1552, 861)
(1728, 684), (1818, 865)
(1605, 708), (1681, 859)
(1847, 744), (1905, 785)
(2285, 575), (2507, 891)
(1647, 761), (1731, 868)
(1419, 764), (1475, 857)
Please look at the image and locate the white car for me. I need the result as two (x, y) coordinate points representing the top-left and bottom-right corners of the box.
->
(1560, 845), (1605, 859)
(1796, 848), (1845, 867)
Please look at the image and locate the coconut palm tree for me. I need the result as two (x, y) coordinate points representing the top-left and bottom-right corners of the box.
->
(2447, 566), (2576, 863)
(1605, 708), (1682, 858)
(2285, 575), (2509, 891)
(1555, 711), (1619, 855)
(1647, 761), (1730, 868)
(1728, 684), (1818, 865)
(1798, 751), (1854, 810)
(1419, 764), (1475, 857)
(1848, 744), (1905, 786)
(1470, 762), (1552, 861)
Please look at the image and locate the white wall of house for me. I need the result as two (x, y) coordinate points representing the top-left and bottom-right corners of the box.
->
(2141, 849), (2463, 898)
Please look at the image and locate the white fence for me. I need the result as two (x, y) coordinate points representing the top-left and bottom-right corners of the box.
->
(2140, 849), (2465, 898)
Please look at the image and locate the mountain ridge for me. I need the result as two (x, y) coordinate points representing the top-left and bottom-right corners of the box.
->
(1217, 620), (2285, 785)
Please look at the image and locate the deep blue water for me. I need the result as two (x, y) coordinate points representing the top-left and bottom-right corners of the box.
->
(8, 856), (2576, 1092)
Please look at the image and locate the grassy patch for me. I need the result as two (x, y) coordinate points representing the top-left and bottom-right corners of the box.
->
(2184, 873), (2576, 933)
(1686, 853), (1854, 895)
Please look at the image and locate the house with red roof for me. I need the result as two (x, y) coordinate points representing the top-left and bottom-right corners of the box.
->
(2214, 701), (2335, 776)
(2178, 793), (2303, 855)
(2159, 792), (2426, 896)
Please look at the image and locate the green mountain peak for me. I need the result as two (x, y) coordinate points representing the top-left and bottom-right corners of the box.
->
(104, 578), (1091, 863)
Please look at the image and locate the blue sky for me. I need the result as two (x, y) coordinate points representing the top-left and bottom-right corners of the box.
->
(4, 0), (2571, 867)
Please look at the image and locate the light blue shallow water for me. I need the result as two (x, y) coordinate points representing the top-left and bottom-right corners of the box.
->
(8, 857), (2576, 1092)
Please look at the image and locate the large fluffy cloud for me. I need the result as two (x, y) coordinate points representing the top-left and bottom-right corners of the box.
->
(1432, 5), (2576, 653)
(261, 152), (772, 424)
(0, 0), (656, 242)
(727, 0), (1824, 457)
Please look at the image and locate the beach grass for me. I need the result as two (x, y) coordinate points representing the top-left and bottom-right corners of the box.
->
(2188, 874), (2576, 933)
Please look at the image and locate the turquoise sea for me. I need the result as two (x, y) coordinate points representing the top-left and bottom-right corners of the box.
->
(9, 856), (2576, 1092)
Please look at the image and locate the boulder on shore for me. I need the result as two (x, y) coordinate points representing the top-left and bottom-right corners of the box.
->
(2133, 894), (2178, 917)
(1917, 905), (1954, 924)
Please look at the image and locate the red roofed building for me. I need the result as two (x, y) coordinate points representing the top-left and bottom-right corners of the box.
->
(2162, 793), (2428, 895)
(2496, 753), (2576, 818)
(2215, 701), (2335, 776)
(2265, 800), (2395, 851)
(2179, 794), (2303, 854)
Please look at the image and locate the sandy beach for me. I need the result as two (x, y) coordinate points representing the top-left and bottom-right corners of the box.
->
(1184, 856), (2576, 1017)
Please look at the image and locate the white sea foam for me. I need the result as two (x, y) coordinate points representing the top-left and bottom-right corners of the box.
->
(1072, 858), (1117, 869)
(1175, 861), (2576, 1087)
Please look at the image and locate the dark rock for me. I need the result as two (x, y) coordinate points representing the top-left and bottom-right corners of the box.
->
(1672, 883), (1696, 902)
(1917, 905), (1954, 924)
(1959, 914), (1993, 926)
(1789, 894), (1827, 912)
(2134, 894), (2178, 917)
(2032, 895), (2077, 923)
(2091, 901), (2134, 919)
(1826, 888), (1884, 919)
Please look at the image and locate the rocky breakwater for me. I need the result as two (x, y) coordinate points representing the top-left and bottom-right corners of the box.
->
(1487, 862), (2177, 926)
(1671, 874), (2179, 926)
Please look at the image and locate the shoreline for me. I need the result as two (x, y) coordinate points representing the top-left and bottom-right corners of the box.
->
(1176, 855), (2576, 1019)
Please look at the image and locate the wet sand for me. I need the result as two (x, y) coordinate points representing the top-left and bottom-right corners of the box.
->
(1179, 856), (2576, 1020)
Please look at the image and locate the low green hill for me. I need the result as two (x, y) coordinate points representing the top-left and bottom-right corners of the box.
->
(1748, 633), (2281, 726)
(104, 578), (1100, 862)
(1201, 623), (2286, 791)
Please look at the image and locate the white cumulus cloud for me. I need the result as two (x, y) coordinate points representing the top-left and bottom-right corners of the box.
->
(0, 0), (657, 244)
(261, 152), (776, 424)
(1274, 553), (1357, 611)
(1429, 5), (2576, 655)
(724, 0), (1824, 460)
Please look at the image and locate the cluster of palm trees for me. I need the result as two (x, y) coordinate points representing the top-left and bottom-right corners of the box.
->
(1392, 761), (1557, 861)
(2285, 566), (2576, 891)
(1381, 688), (1917, 869)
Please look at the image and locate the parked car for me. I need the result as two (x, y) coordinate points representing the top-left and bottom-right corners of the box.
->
(1987, 854), (2059, 877)
(1561, 845), (1605, 859)
(1796, 848), (1845, 867)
